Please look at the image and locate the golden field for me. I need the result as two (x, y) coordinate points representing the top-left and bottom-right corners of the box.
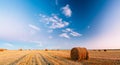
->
(0, 49), (120, 65)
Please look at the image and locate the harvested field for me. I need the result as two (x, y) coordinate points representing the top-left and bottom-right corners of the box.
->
(0, 50), (120, 65)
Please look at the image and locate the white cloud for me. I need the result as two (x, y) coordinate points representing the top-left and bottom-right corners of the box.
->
(62, 28), (82, 37)
(62, 28), (72, 32)
(70, 31), (82, 37)
(4, 43), (13, 47)
(28, 24), (40, 31)
(59, 33), (70, 39)
(49, 21), (69, 29)
(61, 4), (72, 17)
(39, 14), (69, 29)
(39, 14), (81, 39)
(66, 28), (72, 32)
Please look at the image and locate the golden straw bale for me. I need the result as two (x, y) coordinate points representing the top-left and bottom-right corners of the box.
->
(18, 49), (23, 51)
(104, 49), (107, 52)
(71, 47), (89, 61)
(45, 49), (48, 51)
(0, 49), (4, 52)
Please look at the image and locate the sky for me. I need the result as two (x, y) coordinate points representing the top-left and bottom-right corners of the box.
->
(0, 0), (120, 49)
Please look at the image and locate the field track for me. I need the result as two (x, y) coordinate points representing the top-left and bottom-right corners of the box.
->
(0, 50), (120, 65)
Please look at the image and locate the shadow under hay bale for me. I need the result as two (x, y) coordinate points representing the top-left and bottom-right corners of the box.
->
(70, 47), (89, 61)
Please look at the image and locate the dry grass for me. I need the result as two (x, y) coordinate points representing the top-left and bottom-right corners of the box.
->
(0, 50), (30, 65)
(0, 49), (120, 65)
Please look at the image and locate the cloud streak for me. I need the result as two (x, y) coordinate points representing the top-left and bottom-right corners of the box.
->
(62, 28), (82, 37)
(39, 14), (81, 39)
(59, 33), (70, 39)
(39, 14), (69, 29)
(61, 4), (72, 17)
(59, 28), (82, 39)
(28, 24), (40, 31)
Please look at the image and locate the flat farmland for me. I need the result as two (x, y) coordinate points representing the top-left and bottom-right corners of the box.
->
(0, 50), (120, 65)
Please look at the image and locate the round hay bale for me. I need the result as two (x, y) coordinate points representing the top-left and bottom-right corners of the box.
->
(57, 49), (59, 51)
(18, 49), (23, 51)
(104, 49), (107, 52)
(45, 49), (48, 51)
(93, 50), (96, 51)
(0, 49), (4, 52)
(70, 47), (89, 61)
(98, 50), (101, 52)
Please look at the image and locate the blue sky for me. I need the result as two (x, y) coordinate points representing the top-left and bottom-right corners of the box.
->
(0, 0), (120, 49)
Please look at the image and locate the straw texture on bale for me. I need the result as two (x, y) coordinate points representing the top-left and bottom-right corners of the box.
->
(71, 47), (89, 61)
